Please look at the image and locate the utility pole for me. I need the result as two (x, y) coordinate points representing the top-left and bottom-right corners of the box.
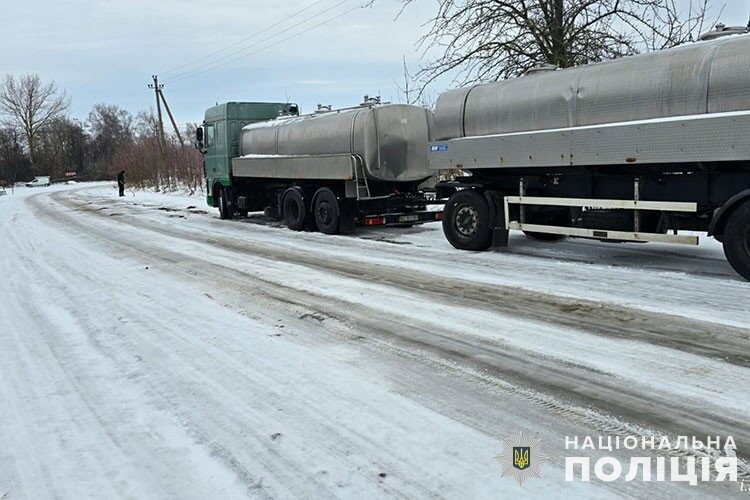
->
(148, 75), (184, 146)
(148, 75), (166, 148)
(159, 90), (184, 146)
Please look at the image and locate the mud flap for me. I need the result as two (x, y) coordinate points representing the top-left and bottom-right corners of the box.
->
(485, 191), (509, 248)
(339, 198), (357, 234)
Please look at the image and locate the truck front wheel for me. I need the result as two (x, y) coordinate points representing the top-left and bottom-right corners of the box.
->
(218, 187), (232, 220)
(723, 200), (750, 281)
(443, 189), (492, 251)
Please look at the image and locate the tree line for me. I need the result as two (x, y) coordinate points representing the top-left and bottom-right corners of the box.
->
(0, 73), (203, 193)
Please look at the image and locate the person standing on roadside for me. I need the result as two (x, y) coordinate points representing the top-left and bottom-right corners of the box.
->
(117, 170), (125, 197)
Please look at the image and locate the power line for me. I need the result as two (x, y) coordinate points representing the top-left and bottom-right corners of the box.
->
(164, 0), (351, 83)
(160, 0), (328, 77)
(167, 3), (366, 84)
(165, 0), (351, 83)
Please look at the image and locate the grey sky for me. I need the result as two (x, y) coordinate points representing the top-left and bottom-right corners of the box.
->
(3, 0), (749, 125)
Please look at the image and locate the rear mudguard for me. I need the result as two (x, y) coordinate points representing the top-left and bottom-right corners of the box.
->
(708, 189), (750, 241)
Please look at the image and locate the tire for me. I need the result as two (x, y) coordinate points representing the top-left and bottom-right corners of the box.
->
(722, 200), (750, 281)
(442, 189), (492, 250)
(217, 187), (232, 220)
(313, 187), (340, 235)
(282, 188), (307, 231)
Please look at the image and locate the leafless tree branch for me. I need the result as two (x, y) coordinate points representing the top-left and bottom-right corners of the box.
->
(398, 0), (717, 100)
(0, 74), (70, 165)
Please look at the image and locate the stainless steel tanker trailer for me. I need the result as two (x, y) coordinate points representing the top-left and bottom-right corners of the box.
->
(429, 32), (750, 280)
(197, 98), (441, 234)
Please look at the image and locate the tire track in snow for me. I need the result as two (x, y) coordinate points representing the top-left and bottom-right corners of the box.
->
(8, 190), (522, 498)
(49, 189), (750, 367)
(29, 189), (750, 475)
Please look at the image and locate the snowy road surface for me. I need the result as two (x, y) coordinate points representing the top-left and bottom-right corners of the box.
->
(1, 183), (749, 499)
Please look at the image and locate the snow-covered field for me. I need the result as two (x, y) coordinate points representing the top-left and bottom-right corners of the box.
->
(1, 182), (748, 499)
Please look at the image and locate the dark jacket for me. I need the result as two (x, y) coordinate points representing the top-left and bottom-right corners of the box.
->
(117, 172), (125, 184)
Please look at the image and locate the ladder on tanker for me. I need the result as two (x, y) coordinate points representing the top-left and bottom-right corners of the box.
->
(351, 155), (371, 199)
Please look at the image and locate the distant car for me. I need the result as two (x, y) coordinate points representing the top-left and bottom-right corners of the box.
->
(25, 176), (51, 187)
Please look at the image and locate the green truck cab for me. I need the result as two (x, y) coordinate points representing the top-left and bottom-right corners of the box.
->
(197, 102), (298, 206)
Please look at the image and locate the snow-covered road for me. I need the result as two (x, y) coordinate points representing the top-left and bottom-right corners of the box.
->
(1, 183), (748, 499)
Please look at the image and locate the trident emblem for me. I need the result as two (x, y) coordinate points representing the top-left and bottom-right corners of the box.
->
(513, 447), (530, 470)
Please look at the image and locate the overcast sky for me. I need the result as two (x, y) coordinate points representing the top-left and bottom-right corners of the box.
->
(3, 0), (748, 126)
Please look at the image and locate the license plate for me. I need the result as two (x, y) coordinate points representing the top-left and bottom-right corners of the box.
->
(398, 214), (420, 222)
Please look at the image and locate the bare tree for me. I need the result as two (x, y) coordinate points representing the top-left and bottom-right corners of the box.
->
(400, 0), (716, 95)
(87, 103), (134, 178)
(0, 127), (29, 189)
(395, 56), (441, 108)
(34, 118), (88, 180)
(109, 111), (203, 193)
(0, 74), (70, 166)
(395, 55), (416, 104)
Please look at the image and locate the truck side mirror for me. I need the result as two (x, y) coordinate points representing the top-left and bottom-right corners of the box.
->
(195, 126), (205, 152)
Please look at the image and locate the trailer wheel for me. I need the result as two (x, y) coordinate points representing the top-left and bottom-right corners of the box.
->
(722, 200), (750, 281)
(443, 189), (492, 250)
(218, 187), (232, 220)
(313, 187), (340, 235)
(282, 188), (307, 231)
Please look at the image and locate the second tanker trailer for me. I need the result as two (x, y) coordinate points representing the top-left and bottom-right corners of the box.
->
(430, 32), (750, 280)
